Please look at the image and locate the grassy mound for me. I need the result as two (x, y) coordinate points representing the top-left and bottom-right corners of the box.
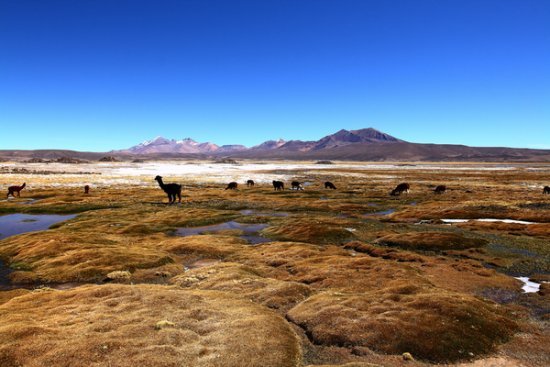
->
(2, 231), (175, 283)
(0, 284), (302, 367)
(262, 217), (355, 244)
(376, 232), (488, 252)
(287, 287), (517, 363)
(171, 262), (311, 313)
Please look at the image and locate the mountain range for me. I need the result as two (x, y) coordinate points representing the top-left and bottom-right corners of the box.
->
(1, 128), (549, 162)
(117, 128), (402, 154)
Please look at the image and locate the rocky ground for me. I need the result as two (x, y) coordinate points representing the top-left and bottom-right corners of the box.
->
(0, 161), (548, 366)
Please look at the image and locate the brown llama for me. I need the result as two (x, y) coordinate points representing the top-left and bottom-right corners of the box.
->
(246, 180), (255, 187)
(544, 186), (550, 195)
(434, 185), (446, 194)
(7, 183), (26, 198)
(225, 182), (238, 190)
(324, 181), (337, 189)
(272, 180), (284, 191)
(84, 185), (90, 194)
(154, 176), (182, 204)
(390, 183), (410, 196)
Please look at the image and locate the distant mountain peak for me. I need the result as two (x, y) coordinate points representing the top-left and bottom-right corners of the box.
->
(251, 139), (288, 151)
(349, 127), (401, 142)
(141, 136), (169, 145)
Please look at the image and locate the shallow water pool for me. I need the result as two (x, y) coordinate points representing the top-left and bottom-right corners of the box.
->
(364, 209), (395, 217)
(0, 213), (76, 240)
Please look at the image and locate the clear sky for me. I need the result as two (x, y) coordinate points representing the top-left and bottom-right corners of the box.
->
(1, 0), (549, 151)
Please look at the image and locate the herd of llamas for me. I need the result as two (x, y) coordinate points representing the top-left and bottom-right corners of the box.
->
(6, 177), (550, 205)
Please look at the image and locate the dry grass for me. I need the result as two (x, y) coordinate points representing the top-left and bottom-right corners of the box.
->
(262, 217), (357, 244)
(171, 262), (312, 313)
(0, 284), (302, 367)
(375, 232), (488, 252)
(287, 287), (517, 363)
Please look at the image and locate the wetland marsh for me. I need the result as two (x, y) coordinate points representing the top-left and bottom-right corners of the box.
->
(0, 160), (548, 367)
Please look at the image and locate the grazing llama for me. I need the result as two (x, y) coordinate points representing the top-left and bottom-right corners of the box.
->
(7, 183), (26, 198)
(544, 186), (550, 195)
(291, 181), (304, 190)
(434, 185), (446, 194)
(324, 181), (337, 189)
(246, 180), (255, 187)
(84, 185), (90, 194)
(390, 183), (410, 196)
(154, 176), (182, 204)
(225, 182), (238, 190)
(272, 180), (284, 191)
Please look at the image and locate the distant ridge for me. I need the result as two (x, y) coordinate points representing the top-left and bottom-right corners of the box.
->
(1, 128), (549, 162)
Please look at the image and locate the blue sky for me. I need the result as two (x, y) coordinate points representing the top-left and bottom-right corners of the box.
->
(1, 0), (549, 151)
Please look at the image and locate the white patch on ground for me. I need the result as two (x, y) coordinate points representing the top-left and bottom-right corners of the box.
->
(1, 161), (549, 188)
(514, 277), (541, 293)
(442, 218), (536, 225)
(476, 218), (535, 225)
(441, 219), (470, 223)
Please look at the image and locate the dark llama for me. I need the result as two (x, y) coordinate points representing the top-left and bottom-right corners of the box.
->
(291, 181), (304, 190)
(324, 181), (336, 189)
(7, 183), (26, 198)
(154, 176), (182, 204)
(225, 182), (238, 190)
(434, 185), (446, 194)
(272, 180), (284, 191)
(390, 183), (410, 196)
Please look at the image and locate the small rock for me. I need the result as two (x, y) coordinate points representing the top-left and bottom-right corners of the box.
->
(105, 270), (131, 281)
(155, 320), (176, 330)
(155, 271), (170, 278)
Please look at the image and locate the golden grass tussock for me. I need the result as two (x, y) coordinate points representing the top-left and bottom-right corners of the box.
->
(0, 284), (302, 367)
(342, 241), (426, 262)
(287, 287), (517, 363)
(375, 232), (488, 252)
(105, 270), (132, 282)
(158, 234), (249, 258)
(2, 231), (174, 283)
(457, 221), (550, 237)
(262, 217), (356, 244)
(410, 257), (520, 294)
(230, 242), (431, 293)
(171, 262), (311, 313)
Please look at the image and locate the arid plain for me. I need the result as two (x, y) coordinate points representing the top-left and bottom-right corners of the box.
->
(0, 160), (548, 367)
